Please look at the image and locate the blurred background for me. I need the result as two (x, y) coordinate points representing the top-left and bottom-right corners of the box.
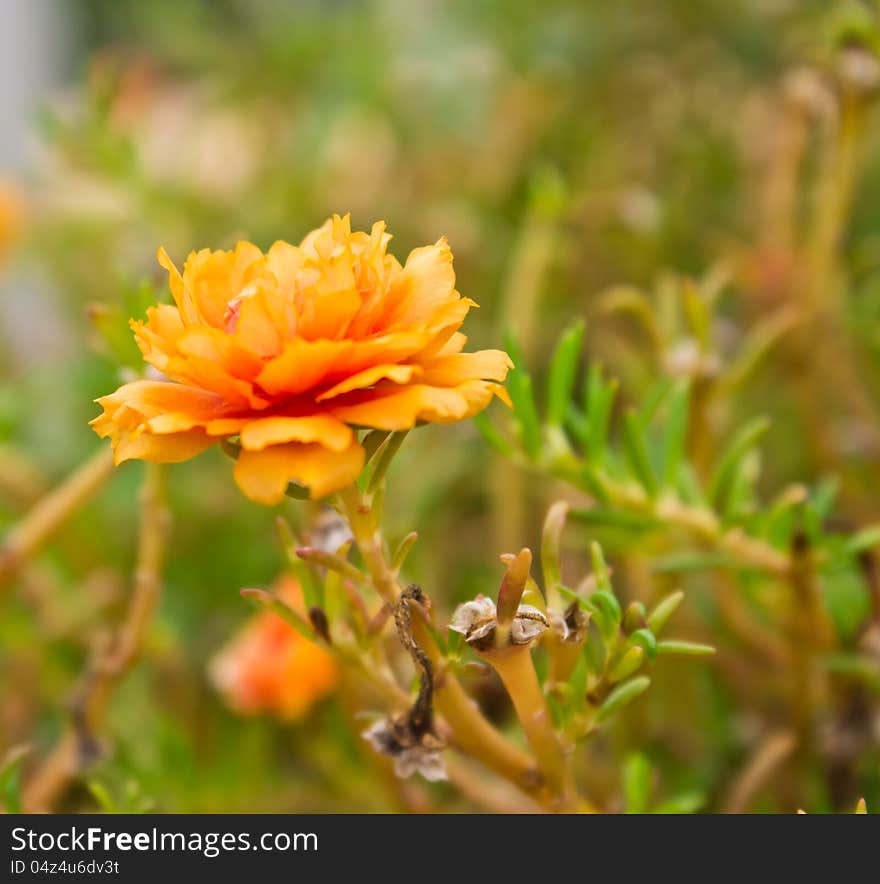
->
(2, 0), (880, 812)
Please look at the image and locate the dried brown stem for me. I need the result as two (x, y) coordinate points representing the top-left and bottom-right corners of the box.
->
(22, 463), (169, 813)
(0, 448), (116, 593)
(722, 729), (797, 813)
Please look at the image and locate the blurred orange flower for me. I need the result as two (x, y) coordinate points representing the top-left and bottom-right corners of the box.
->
(0, 182), (25, 263)
(210, 576), (337, 720)
(91, 215), (511, 502)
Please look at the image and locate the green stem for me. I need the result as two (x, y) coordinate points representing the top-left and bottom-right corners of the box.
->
(338, 484), (399, 604)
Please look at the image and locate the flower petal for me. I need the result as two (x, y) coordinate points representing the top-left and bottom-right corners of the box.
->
(91, 380), (234, 464)
(233, 441), (365, 503)
(238, 415), (353, 452)
(328, 379), (504, 430)
(390, 238), (459, 325)
(256, 333), (427, 397)
(112, 428), (216, 464)
(418, 350), (513, 386)
(315, 363), (419, 402)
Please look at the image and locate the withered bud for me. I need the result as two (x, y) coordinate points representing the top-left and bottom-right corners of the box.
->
(838, 46), (880, 97)
(550, 600), (588, 644)
(783, 68), (836, 120)
(305, 506), (353, 553)
(450, 595), (548, 651)
(362, 716), (447, 782)
(308, 606), (331, 644)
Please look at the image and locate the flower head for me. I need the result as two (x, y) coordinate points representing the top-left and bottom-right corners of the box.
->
(91, 215), (511, 503)
(209, 576), (337, 720)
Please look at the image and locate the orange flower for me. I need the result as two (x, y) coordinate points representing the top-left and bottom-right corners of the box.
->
(0, 181), (25, 263)
(91, 215), (511, 503)
(210, 577), (337, 720)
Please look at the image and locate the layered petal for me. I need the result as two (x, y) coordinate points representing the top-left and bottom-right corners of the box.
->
(90, 380), (238, 464)
(328, 379), (508, 430)
(233, 441), (366, 504)
(238, 414), (353, 452)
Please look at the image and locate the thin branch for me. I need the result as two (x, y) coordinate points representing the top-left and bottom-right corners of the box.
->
(0, 447), (116, 593)
(722, 729), (797, 813)
(22, 463), (170, 813)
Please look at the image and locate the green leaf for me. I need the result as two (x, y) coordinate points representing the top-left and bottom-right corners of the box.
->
(240, 588), (315, 641)
(541, 501), (569, 598)
(276, 517), (323, 608)
(391, 531), (419, 573)
(361, 429), (392, 464)
(807, 477), (840, 528)
(651, 791), (705, 814)
(622, 410), (658, 498)
(609, 645), (645, 682)
(842, 524), (880, 556)
(623, 601), (647, 633)
(570, 507), (661, 531)
(546, 319), (586, 427)
(646, 591), (685, 634)
(707, 416), (771, 509)
(586, 590), (621, 640)
(503, 332), (542, 460)
(590, 542), (613, 592)
(575, 467), (611, 505)
(628, 628), (658, 660)
(676, 462), (707, 506)
(597, 675), (651, 722)
(682, 278), (710, 347)
(471, 412), (515, 456)
(656, 639), (716, 656)
(367, 431), (408, 493)
(623, 754), (653, 814)
(568, 652), (589, 701)
(584, 364), (618, 464)
(87, 781), (119, 814)
(652, 551), (730, 573)
(565, 404), (590, 447)
(0, 746), (28, 814)
(662, 381), (691, 488)
(720, 451), (759, 520)
(323, 548), (350, 629)
(820, 567), (872, 643)
(636, 378), (674, 427)
(508, 367), (542, 460)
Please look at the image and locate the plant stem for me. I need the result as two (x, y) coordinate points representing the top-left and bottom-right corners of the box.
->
(0, 447), (116, 592)
(338, 484), (398, 604)
(409, 614), (549, 804)
(490, 198), (559, 554)
(721, 729), (797, 813)
(336, 482), (556, 805)
(483, 645), (586, 812)
(787, 538), (830, 784)
(22, 463), (169, 812)
(558, 458), (792, 575)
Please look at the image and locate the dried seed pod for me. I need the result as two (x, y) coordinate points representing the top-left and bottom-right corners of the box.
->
(450, 595), (548, 651)
(362, 716), (447, 782)
(550, 600), (588, 644)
